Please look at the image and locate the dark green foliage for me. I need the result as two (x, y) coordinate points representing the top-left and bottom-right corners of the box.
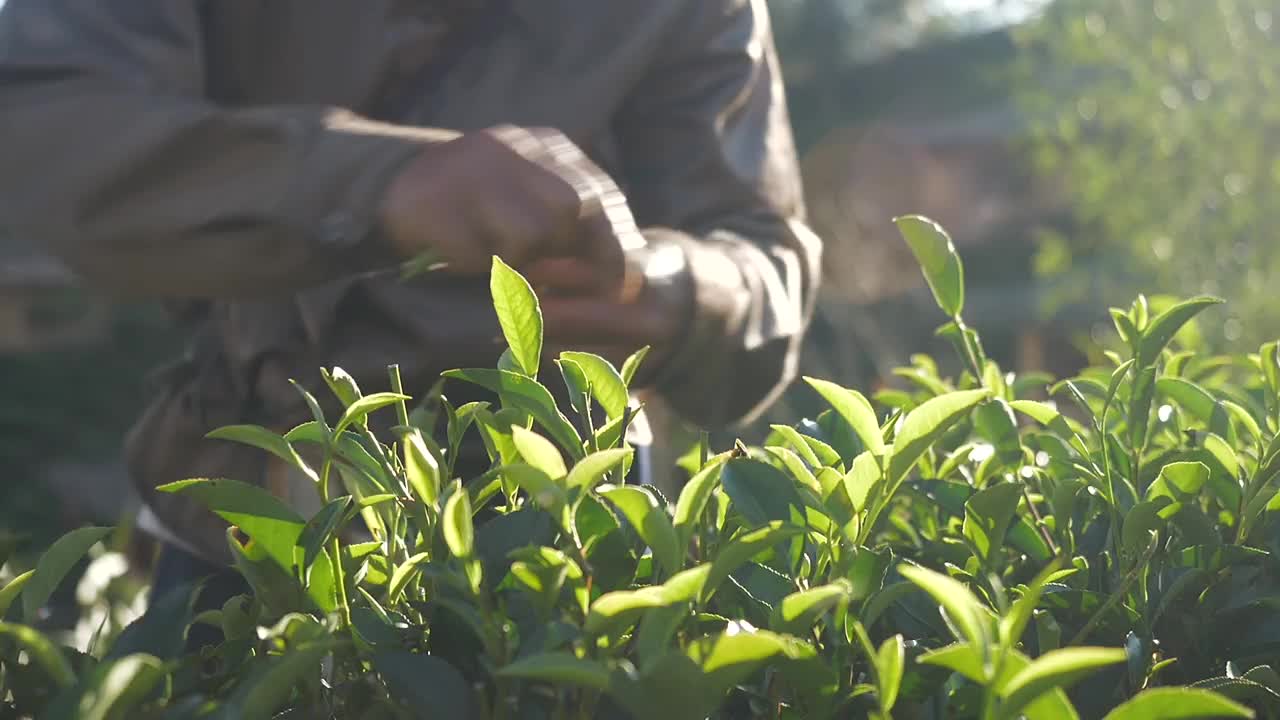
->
(2, 238), (1276, 719)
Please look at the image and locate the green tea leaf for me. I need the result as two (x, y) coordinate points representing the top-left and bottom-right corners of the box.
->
(207, 425), (318, 484)
(999, 560), (1064, 653)
(558, 357), (592, 420)
(687, 627), (815, 700)
(49, 654), (165, 720)
(919, 643), (985, 682)
(23, 526), (112, 622)
(231, 643), (334, 720)
(963, 482), (1023, 566)
(320, 366), (362, 407)
(898, 563), (989, 650)
(1138, 296), (1225, 367)
(805, 377), (887, 458)
(158, 479), (336, 612)
(0, 622), (75, 687)
(1147, 462), (1210, 503)
(995, 650), (1083, 720)
(561, 351), (628, 420)
(998, 647), (1127, 720)
(295, 497), (354, 585)
(770, 424), (824, 468)
(721, 458), (805, 527)
(0, 569), (33, 618)
(767, 446), (821, 494)
(620, 346), (651, 387)
(889, 389), (991, 485)
(770, 582), (851, 635)
(974, 399), (1022, 461)
(703, 522), (804, 603)
(386, 552), (431, 603)
(512, 425), (569, 480)
(603, 486), (681, 576)
(497, 652), (612, 690)
(1158, 377), (1218, 424)
(567, 448), (634, 493)
(674, 458), (728, 548)
(1009, 400), (1089, 455)
(895, 215), (966, 316)
(443, 483), (475, 559)
(585, 586), (670, 636)
(107, 580), (201, 662)
(334, 392), (411, 436)
(877, 634), (906, 712)
(1122, 500), (1168, 562)
(503, 464), (568, 515)
(375, 652), (475, 719)
(1102, 687), (1254, 720)
(844, 451), (882, 512)
(403, 428), (441, 506)
(1111, 308), (1140, 352)
(491, 255), (544, 377)
(1128, 365), (1158, 450)
(442, 369), (583, 459)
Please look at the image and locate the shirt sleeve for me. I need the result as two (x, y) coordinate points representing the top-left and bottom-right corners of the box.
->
(0, 0), (454, 299)
(614, 0), (824, 429)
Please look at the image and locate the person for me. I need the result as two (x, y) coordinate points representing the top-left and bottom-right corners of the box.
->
(0, 0), (822, 625)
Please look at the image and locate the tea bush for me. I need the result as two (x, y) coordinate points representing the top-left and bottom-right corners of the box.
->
(3, 217), (1279, 719)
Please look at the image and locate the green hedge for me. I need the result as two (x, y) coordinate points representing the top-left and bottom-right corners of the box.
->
(2, 218), (1278, 719)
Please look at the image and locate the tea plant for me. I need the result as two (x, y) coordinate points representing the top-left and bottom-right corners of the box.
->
(1, 218), (1277, 719)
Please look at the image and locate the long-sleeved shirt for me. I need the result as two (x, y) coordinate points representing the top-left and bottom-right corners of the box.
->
(0, 0), (823, 560)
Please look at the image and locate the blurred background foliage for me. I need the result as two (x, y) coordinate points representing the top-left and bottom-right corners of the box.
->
(1009, 0), (1280, 352)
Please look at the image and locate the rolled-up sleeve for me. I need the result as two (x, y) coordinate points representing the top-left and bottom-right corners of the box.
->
(615, 0), (823, 428)
(0, 0), (453, 299)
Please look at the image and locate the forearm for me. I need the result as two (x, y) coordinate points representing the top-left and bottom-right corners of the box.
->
(0, 0), (458, 299)
(0, 94), (454, 298)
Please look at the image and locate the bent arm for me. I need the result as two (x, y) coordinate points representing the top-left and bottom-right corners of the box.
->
(616, 0), (823, 428)
(0, 0), (452, 298)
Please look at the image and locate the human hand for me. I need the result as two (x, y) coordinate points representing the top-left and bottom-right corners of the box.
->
(533, 242), (693, 383)
(379, 125), (640, 296)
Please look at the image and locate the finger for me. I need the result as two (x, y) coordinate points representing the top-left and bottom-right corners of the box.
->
(490, 126), (584, 257)
(524, 257), (602, 296)
(541, 297), (670, 346)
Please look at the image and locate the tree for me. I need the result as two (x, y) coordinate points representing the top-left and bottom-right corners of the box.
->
(1011, 0), (1280, 349)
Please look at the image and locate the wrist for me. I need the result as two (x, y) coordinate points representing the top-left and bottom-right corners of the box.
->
(626, 232), (696, 387)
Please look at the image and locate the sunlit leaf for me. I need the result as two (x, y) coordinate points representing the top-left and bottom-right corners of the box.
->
(895, 215), (966, 316)
(22, 526), (112, 622)
(804, 378), (888, 458)
(898, 563), (989, 650)
(1138, 296), (1225, 367)
(602, 486), (681, 576)
(443, 482), (475, 559)
(998, 647), (1127, 720)
(1102, 687), (1254, 720)
(442, 369), (583, 459)
(562, 351), (628, 420)
(491, 255), (544, 378)
(889, 390), (991, 484)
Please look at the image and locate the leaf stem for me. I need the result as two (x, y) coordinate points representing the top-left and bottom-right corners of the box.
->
(319, 453), (353, 628)
(1021, 485), (1060, 556)
(1068, 533), (1156, 647)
